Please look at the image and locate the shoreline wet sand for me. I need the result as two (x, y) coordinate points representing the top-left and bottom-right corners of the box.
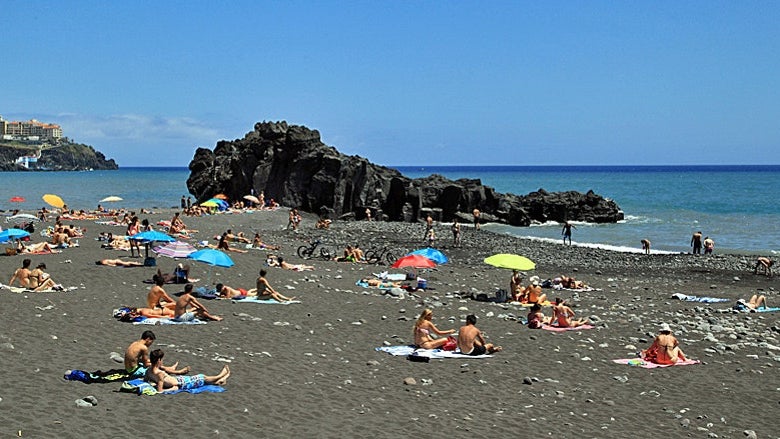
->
(1, 208), (777, 438)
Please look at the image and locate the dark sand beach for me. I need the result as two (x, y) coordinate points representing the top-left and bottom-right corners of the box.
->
(1, 208), (777, 438)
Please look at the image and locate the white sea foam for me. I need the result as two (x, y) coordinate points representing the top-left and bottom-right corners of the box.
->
(517, 235), (676, 254)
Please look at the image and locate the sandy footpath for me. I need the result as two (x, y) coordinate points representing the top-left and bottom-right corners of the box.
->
(0, 208), (777, 438)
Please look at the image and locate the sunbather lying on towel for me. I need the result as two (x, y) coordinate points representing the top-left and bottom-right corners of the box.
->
(145, 349), (229, 393)
(216, 283), (255, 299)
(97, 258), (145, 267)
(360, 278), (401, 289)
(734, 294), (768, 310)
(267, 256), (313, 271)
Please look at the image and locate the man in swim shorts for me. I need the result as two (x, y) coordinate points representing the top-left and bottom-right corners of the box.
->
(173, 283), (223, 321)
(457, 314), (501, 356)
(124, 331), (189, 377)
(145, 349), (229, 392)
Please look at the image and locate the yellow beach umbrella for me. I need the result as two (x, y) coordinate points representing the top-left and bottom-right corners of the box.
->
(200, 200), (218, 207)
(42, 194), (65, 209)
(483, 253), (536, 271)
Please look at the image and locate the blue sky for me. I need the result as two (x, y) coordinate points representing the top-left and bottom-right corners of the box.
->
(3, 1), (779, 167)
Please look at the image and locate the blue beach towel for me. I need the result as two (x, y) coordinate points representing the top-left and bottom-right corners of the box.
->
(120, 378), (225, 396)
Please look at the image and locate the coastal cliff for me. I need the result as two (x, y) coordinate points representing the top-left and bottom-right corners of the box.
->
(0, 142), (118, 171)
(187, 121), (624, 225)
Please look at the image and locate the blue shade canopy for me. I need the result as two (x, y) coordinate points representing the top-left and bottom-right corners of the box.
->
(0, 228), (31, 242)
(129, 230), (176, 243)
(187, 249), (234, 268)
(408, 247), (448, 264)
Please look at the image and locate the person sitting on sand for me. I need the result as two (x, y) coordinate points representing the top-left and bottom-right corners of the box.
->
(28, 262), (60, 291)
(49, 230), (71, 247)
(413, 308), (456, 349)
(145, 349), (229, 392)
(124, 331), (189, 377)
(97, 258), (145, 267)
(148, 275), (177, 310)
(549, 298), (589, 328)
(216, 283), (254, 299)
(527, 303), (549, 329)
(510, 270), (524, 302)
(154, 264), (199, 284)
(8, 258), (33, 288)
(754, 257), (774, 277)
(169, 212), (186, 234)
(173, 283), (223, 321)
(457, 314), (502, 355)
(333, 246), (356, 262)
(256, 269), (296, 303)
(556, 275), (587, 290)
(641, 323), (689, 365)
(315, 217), (331, 229)
(734, 294), (768, 311)
(216, 232), (248, 253)
(252, 233), (280, 250)
(225, 229), (251, 243)
(522, 277), (547, 304)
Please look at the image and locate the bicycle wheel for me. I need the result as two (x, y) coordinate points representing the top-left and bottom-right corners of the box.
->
(319, 247), (331, 259)
(385, 252), (396, 265)
(297, 245), (310, 259)
(364, 251), (378, 264)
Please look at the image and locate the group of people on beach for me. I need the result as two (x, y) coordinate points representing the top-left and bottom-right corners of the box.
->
(8, 258), (62, 291)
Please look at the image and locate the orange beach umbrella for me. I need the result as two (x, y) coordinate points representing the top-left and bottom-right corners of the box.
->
(42, 194), (65, 209)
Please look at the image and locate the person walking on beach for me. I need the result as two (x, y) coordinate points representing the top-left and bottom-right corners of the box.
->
(754, 257), (774, 277)
(641, 239), (651, 255)
(423, 213), (433, 239)
(691, 231), (703, 254)
(451, 218), (461, 247)
(457, 314), (502, 355)
(703, 236), (714, 255)
(562, 221), (576, 245)
(472, 208), (481, 230)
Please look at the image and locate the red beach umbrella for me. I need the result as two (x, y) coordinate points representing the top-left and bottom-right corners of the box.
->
(391, 254), (436, 269)
(10, 196), (25, 203)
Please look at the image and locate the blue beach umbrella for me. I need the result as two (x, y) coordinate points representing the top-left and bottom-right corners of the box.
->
(408, 247), (449, 265)
(129, 230), (175, 243)
(188, 249), (234, 268)
(0, 228), (31, 243)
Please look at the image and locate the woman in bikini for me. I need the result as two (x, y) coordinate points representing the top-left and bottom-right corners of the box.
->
(550, 298), (589, 328)
(412, 309), (455, 349)
(642, 323), (689, 365)
(29, 262), (59, 291)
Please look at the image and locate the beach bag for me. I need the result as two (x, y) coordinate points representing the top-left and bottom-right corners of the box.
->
(143, 257), (157, 267)
(495, 289), (509, 303)
(442, 336), (457, 351)
(475, 293), (489, 302)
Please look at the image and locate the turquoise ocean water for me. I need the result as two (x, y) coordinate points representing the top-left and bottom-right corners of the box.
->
(1, 165), (777, 255)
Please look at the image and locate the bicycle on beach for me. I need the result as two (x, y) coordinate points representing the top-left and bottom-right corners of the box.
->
(364, 246), (396, 265)
(297, 239), (332, 260)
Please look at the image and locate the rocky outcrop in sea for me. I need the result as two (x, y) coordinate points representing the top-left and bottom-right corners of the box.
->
(0, 142), (118, 171)
(187, 121), (624, 225)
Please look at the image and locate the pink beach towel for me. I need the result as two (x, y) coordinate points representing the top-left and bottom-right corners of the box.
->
(542, 324), (594, 332)
(612, 358), (700, 368)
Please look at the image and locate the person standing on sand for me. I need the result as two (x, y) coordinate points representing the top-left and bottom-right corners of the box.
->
(457, 314), (502, 356)
(703, 236), (714, 254)
(641, 239), (651, 254)
(174, 283), (223, 321)
(562, 221), (576, 245)
(691, 231), (703, 254)
(423, 213), (433, 239)
(180, 196), (186, 209)
(472, 208), (481, 230)
(451, 218), (461, 247)
(754, 257), (774, 277)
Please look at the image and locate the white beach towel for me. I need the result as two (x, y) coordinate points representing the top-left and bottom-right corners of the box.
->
(375, 345), (493, 359)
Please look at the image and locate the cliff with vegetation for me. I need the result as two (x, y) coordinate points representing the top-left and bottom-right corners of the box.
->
(0, 141), (118, 171)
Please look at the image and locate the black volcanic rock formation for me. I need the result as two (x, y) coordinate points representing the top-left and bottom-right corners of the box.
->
(187, 121), (623, 225)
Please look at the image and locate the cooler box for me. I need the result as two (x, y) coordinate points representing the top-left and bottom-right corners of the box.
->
(417, 278), (427, 289)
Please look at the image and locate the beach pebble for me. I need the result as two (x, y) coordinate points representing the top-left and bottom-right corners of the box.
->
(679, 418), (690, 428)
(0, 343), (14, 351)
(110, 352), (123, 363)
(522, 377), (533, 385)
(366, 360), (380, 366)
(75, 398), (94, 408)
(743, 430), (757, 439)
(403, 377), (416, 386)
